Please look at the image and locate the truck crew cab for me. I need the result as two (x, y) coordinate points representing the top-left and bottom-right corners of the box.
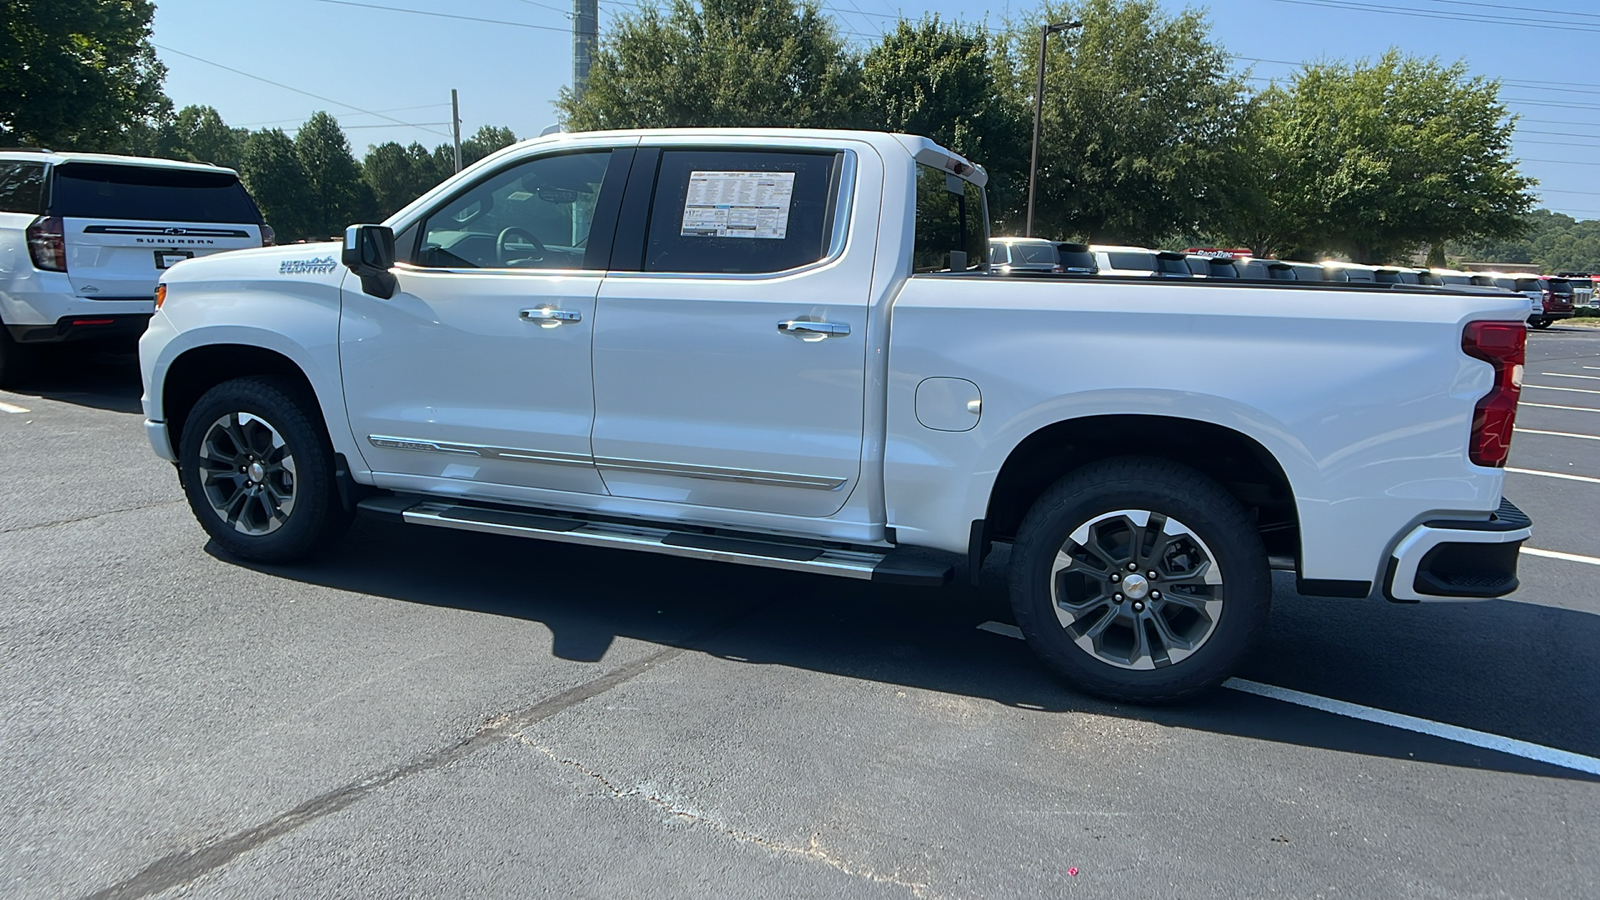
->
(139, 129), (1533, 702)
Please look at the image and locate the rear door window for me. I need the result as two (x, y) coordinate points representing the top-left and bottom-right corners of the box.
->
(913, 163), (986, 273)
(50, 163), (260, 223)
(0, 161), (47, 214)
(645, 149), (841, 275)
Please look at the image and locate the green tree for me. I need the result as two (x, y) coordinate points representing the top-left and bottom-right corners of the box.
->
(0, 0), (169, 149)
(462, 125), (519, 166)
(363, 140), (448, 218)
(1252, 50), (1534, 264)
(558, 0), (862, 130)
(241, 128), (314, 241)
(1010, 0), (1251, 245)
(294, 112), (373, 239)
(170, 105), (249, 171)
(1452, 209), (1600, 273)
(862, 17), (1029, 229)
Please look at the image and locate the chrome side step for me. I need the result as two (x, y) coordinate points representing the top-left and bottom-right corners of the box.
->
(360, 497), (951, 586)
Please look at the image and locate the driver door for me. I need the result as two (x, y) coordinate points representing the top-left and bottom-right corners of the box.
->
(341, 144), (635, 497)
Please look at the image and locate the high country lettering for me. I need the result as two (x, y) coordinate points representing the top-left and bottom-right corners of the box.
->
(279, 257), (339, 275)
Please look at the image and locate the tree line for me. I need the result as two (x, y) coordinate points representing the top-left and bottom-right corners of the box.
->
(4, 0), (1574, 265)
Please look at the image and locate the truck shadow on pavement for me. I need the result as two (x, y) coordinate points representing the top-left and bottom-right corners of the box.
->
(220, 516), (1600, 784)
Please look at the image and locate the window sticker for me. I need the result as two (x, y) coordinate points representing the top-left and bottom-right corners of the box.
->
(680, 171), (795, 239)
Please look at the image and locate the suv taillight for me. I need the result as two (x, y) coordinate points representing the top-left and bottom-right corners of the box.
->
(26, 215), (66, 271)
(260, 223), (276, 246)
(1462, 321), (1525, 467)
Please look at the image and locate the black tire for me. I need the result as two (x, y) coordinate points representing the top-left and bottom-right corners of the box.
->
(1009, 457), (1271, 703)
(0, 323), (36, 389)
(178, 376), (350, 563)
(1531, 317), (1552, 329)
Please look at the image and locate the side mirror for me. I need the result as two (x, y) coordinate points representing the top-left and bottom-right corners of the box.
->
(343, 224), (397, 298)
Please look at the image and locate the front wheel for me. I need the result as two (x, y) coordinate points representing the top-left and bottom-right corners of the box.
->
(1009, 457), (1272, 703)
(178, 376), (349, 562)
(1530, 317), (1552, 329)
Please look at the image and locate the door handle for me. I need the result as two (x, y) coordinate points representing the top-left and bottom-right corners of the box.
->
(520, 307), (582, 327)
(777, 320), (851, 339)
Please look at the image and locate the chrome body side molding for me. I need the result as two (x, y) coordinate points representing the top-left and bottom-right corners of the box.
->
(366, 435), (592, 467)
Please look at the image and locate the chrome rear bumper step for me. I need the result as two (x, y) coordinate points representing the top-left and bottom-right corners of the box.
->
(360, 497), (951, 586)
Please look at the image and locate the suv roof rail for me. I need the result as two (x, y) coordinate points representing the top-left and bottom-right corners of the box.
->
(0, 147), (52, 153)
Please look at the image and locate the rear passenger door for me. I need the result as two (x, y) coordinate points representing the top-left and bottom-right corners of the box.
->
(590, 144), (869, 518)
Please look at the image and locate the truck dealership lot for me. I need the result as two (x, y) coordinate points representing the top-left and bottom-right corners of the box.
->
(3, 330), (1598, 898)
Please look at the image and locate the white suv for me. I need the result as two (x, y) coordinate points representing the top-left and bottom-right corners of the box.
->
(0, 151), (269, 385)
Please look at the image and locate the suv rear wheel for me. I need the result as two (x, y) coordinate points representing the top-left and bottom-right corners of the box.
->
(0, 324), (36, 388)
(178, 376), (349, 562)
(1009, 457), (1271, 703)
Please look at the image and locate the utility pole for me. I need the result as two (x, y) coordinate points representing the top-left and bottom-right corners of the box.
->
(1026, 20), (1082, 238)
(573, 0), (598, 101)
(451, 89), (463, 173)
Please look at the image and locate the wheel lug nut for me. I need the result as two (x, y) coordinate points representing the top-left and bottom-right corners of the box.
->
(1151, 591), (1161, 600)
(1113, 593), (1123, 603)
(1127, 563), (1137, 572)
(1109, 573), (1121, 583)
(1147, 571), (1158, 579)
(1133, 601), (1145, 612)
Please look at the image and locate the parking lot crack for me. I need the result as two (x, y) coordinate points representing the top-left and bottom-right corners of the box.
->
(77, 614), (758, 900)
(0, 500), (185, 536)
(515, 736), (936, 898)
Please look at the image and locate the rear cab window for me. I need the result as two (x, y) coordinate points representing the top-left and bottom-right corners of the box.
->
(913, 163), (987, 273)
(49, 163), (261, 223)
(1106, 252), (1157, 272)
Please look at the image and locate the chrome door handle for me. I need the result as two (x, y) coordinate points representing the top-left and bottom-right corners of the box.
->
(777, 320), (850, 338)
(520, 307), (582, 325)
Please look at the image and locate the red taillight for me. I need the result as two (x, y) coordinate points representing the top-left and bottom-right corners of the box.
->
(260, 223), (276, 246)
(26, 215), (66, 271)
(1462, 321), (1525, 467)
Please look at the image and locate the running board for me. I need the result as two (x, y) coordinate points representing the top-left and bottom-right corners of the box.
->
(360, 497), (951, 586)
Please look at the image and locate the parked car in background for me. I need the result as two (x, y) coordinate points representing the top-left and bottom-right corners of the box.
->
(1185, 255), (1240, 278)
(1320, 261), (1377, 283)
(1482, 274), (1547, 324)
(0, 150), (270, 386)
(1533, 277), (1576, 329)
(989, 236), (1064, 274)
(1428, 268), (1475, 287)
(1091, 245), (1192, 277)
(1373, 265), (1428, 286)
(1053, 241), (1097, 275)
(1556, 272), (1594, 307)
(1235, 258), (1297, 280)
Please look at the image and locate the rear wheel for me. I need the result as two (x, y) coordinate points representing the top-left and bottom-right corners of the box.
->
(178, 376), (349, 562)
(1531, 317), (1552, 329)
(1009, 457), (1272, 703)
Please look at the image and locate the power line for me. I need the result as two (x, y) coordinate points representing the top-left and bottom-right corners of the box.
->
(304, 0), (570, 32)
(507, 0), (573, 16)
(1519, 157), (1600, 165)
(1416, 0), (1600, 22)
(1260, 0), (1600, 34)
(153, 43), (453, 138)
(234, 103), (451, 128)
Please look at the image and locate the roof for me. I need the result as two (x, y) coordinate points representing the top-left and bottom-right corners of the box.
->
(0, 149), (235, 175)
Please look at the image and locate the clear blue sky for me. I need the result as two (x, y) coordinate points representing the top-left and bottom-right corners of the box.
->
(153, 0), (1600, 220)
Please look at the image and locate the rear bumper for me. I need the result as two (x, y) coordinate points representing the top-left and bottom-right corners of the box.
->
(1384, 498), (1531, 603)
(6, 314), (152, 345)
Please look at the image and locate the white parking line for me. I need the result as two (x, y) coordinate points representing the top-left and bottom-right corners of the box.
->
(1543, 372), (1600, 381)
(1522, 547), (1600, 566)
(1506, 467), (1600, 485)
(0, 400), (30, 414)
(1525, 384), (1600, 396)
(1222, 679), (1600, 777)
(1522, 402), (1600, 413)
(1515, 428), (1600, 441)
(973, 621), (1600, 776)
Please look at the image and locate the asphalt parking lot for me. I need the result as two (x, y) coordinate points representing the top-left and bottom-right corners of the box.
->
(3, 326), (1597, 899)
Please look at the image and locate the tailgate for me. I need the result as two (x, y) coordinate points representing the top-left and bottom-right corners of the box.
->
(64, 219), (261, 299)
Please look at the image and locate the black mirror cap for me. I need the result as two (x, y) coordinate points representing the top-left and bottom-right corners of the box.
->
(342, 224), (398, 298)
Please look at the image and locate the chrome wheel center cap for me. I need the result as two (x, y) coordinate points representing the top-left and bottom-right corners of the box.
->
(1121, 573), (1151, 601)
(247, 461), (266, 483)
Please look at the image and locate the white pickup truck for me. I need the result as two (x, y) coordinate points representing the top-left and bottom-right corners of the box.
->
(139, 129), (1533, 701)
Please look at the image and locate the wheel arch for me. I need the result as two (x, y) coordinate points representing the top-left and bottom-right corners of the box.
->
(983, 415), (1301, 564)
(160, 344), (325, 458)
